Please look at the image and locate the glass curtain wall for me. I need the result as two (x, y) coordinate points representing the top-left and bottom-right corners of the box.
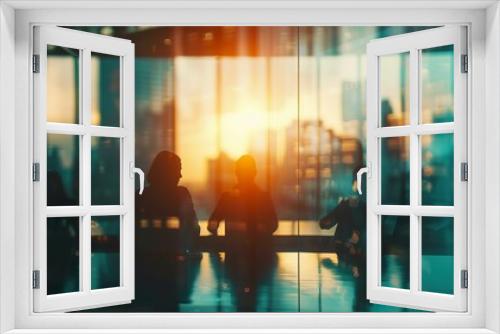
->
(48, 26), (451, 312)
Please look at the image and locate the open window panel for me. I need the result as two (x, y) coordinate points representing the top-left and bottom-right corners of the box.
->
(33, 26), (138, 312)
(365, 26), (467, 312)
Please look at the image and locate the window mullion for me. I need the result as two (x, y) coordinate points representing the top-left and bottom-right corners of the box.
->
(81, 48), (92, 294)
(409, 48), (420, 294)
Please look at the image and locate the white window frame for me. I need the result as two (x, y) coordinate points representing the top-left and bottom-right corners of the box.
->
(365, 26), (468, 312)
(32, 26), (136, 312)
(0, 1), (499, 333)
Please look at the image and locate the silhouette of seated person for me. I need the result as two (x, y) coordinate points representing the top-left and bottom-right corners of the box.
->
(319, 167), (366, 276)
(135, 151), (200, 311)
(207, 154), (278, 311)
(319, 166), (367, 311)
(137, 150), (200, 257)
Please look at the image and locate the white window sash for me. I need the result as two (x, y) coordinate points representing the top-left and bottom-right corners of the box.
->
(365, 26), (468, 312)
(32, 26), (136, 312)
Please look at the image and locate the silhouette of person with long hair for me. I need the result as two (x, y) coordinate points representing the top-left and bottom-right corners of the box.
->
(208, 154), (278, 311)
(135, 150), (201, 311)
(138, 150), (200, 255)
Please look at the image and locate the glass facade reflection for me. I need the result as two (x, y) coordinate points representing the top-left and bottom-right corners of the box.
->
(47, 134), (80, 206)
(381, 136), (410, 205)
(41, 25), (458, 313)
(380, 52), (410, 127)
(91, 216), (121, 290)
(422, 133), (454, 206)
(91, 137), (121, 205)
(47, 45), (79, 124)
(91, 52), (121, 127)
(421, 216), (454, 294)
(421, 45), (454, 124)
(381, 215), (410, 290)
(47, 217), (80, 295)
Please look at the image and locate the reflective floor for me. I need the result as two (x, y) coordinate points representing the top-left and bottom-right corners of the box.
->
(177, 252), (410, 312)
(90, 251), (419, 312)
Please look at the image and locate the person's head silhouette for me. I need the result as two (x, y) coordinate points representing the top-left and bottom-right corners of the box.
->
(235, 154), (257, 187)
(147, 151), (182, 188)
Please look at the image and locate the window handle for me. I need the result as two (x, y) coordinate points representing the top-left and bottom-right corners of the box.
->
(356, 167), (368, 195)
(130, 162), (145, 195)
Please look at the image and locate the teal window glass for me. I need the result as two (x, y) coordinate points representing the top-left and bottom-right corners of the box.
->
(47, 134), (80, 206)
(381, 137), (410, 205)
(381, 215), (410, 290)
(421, 216), (454, 294)
(47, 217), (80, 295)
(421, 133), (454, 206)
(421, 45), (454, 124)
(91, 216), (121, 290)
(91, 52), (121, 127)
(91, 137), (121, 205)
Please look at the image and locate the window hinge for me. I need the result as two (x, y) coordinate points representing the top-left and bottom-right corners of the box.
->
(461, 54), (468, 73)
(32, 270), (40, 289)
(461, 162), (468, 182)
(32, 163), (40, 182)
(461, 269), (468, 289)
(32, 55), (40, 73)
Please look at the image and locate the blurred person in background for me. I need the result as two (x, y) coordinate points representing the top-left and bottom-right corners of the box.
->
(208, 154), (278, 311)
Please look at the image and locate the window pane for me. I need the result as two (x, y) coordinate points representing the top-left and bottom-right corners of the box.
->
(421, 45), (454, 124)
(47, 217), (79, 295)
(381, 215), (410, 289)
(379, 52), (410, 127)
(421, 216), (454, 294)
(91, 53), (121, 127)
(421, 133), (454, 206)
(91, 216), (120, 290)
(47, 134), (79, 206)
(47, 45), (79, 124)
(381, 137), (410, 205)
(91, 137), (121, 205)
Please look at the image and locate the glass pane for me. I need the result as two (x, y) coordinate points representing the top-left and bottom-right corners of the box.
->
(421, 133), (454, 206)
(381, 215), (410, 289)
(47, 217), (79, 295)
(91, 53), (121, 127)
(379, 52), (410, 127)
(91, 216), (120, 289)
(47, 45), (79, 124)
(47, 134), (79, 206)
(381, 137), (410, 205)
(421, 45), (454, 124)
(421, 216), (454, 294)
(91, 137), (121, 205)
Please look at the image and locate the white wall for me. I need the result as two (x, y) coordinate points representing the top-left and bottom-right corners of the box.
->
(0, 2), (16, 333)
(485, 2), (500, 333)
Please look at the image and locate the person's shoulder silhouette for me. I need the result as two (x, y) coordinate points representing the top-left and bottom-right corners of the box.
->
(208, 155), (277, 236)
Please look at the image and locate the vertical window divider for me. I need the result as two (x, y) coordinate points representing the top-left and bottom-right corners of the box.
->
(77, 48), (84, 293)
(409, 48), (420, 294)
(81, 48), (91, 294)
(119, 54), (125, 288)
(122, 45), (135, 292)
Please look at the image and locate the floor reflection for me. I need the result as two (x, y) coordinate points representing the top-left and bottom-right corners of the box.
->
(90, 249), (414, 312)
